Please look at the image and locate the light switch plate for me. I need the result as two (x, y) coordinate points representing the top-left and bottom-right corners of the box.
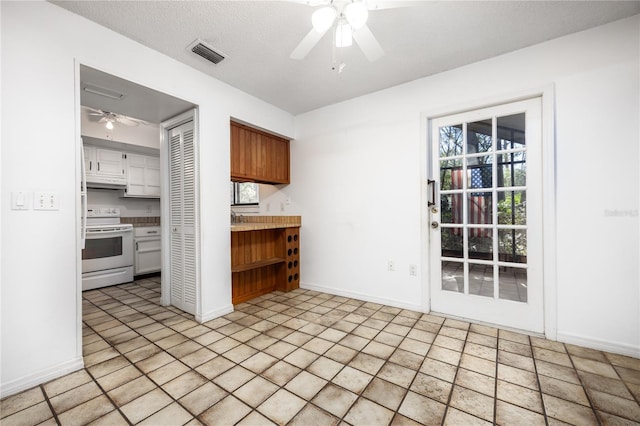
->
(33, 191), (59, 210)
(11, 191), (31, 210)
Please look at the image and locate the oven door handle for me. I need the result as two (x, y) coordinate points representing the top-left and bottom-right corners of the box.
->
(86, 228), (133, 235)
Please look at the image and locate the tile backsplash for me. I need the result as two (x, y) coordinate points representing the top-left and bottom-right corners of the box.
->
(121, 216), (161, 227)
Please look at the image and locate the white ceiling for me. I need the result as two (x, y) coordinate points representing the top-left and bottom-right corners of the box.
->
(54, 1), (640, 116)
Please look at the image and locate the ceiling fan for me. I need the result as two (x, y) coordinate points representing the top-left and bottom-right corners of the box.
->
(86, 107), (149, 130)
(290, 0), (413, 63)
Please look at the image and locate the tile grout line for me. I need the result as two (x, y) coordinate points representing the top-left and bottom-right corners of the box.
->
(39, 384), (61, 426)
(604, 352), (640, 407)
(527, 335), (550, 426)
(562, 341), (605, 425)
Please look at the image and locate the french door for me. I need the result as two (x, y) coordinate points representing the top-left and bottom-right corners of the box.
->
(428, 98), (543, 333)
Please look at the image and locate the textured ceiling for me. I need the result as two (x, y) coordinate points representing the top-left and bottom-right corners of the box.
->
(53, 1), (640, 115)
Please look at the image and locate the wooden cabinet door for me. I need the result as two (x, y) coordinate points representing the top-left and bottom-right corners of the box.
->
(230, 121), (290, 184)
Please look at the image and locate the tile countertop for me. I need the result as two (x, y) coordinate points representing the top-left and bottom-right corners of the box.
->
(231, 222), (300, 232)
(230, 215), (301, 232)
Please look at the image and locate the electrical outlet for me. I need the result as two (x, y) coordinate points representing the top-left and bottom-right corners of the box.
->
(388, 260), (395, 272)
(409, 264), (417, 277)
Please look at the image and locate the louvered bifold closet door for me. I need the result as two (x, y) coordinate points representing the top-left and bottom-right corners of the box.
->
(169, 121), (197, 315)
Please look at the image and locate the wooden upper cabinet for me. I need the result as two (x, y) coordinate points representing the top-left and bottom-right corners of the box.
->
(230, 121), (290, 184)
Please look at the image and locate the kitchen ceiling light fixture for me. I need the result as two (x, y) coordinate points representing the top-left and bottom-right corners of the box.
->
(86, 107), (150, 128)
(83, 84), (125, 100)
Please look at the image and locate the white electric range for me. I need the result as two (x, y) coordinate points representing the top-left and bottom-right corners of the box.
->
(82, 207), (134, 290)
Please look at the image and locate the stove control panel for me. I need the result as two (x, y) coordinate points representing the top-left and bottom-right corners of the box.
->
(87, 207), (121, 218)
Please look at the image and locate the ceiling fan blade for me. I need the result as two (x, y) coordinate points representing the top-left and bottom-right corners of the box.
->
(290, 28), (329, 60)
(353, 25), (384, 62)
(85, 107), (105, 115)
(366, 1), (417, 10)
(116, 115), (149, 126)
(286, 0), (330, 6)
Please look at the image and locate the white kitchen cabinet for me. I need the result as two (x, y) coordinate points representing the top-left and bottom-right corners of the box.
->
(134, 226), (161, 275)
(124, 153), (161, 198)
(84, 145), (127, 186)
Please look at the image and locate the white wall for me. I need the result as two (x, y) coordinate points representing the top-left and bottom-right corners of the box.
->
(1, 1), (293, 397)
(292, 15), (639, 356)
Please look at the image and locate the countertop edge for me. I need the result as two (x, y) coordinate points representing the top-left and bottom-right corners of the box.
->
(231, 223), (301, 232)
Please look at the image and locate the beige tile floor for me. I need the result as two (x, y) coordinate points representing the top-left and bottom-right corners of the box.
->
(2, 276), (640, 425)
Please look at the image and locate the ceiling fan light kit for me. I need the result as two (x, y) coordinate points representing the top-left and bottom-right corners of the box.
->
(335, 22), (353, 47)
(312, 6), (337, 32)
(291, 0), (395, 64)
(86, 107), (150, 129)
(344, 1), (368, 29)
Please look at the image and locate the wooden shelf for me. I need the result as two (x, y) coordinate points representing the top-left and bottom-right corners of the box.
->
(232, 257), (285, 273)
(230, 227), (300, 305)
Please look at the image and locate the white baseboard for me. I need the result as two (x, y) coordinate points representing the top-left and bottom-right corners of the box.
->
(196, 304), (234, 323)
(300, 281), (423, 313)
(0, 357), (84, 399)
(557, 331), (640, 358)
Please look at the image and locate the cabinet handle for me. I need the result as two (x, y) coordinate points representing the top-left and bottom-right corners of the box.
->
(147, 231), (158, 234)
(97, 162), (100, 172)
(136, 242), (139, 251)
(89, 161), (92, 171)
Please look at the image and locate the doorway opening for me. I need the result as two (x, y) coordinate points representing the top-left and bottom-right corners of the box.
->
(77, 64), (197, 353)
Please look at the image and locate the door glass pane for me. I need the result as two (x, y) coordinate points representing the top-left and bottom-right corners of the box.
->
(442, 261), (463, 293)
(498, 152), (526, 187)
(469, 264), (493, 298)
(441, 228), (463, 258)
(440, 159), (462, 190)
(440, 194), (456, 224)
(497, 113), (525, 150)
(468, 231), (492, 260)
(440, 125), (463, 157)
(468, 192), (492, 226)
(467, 119), (492, 154)
(499, 266), (527, 302)
(498, 191), (526, 225)
(468, 159), (493, 190)
(498, 229), (527, 263)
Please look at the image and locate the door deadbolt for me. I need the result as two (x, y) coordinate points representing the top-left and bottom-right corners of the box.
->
(431, 221), (439, 229)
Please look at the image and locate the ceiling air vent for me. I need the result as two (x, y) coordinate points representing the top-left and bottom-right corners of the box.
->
(189, 39), (225, 65)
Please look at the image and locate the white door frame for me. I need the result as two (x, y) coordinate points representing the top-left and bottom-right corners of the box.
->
(160, 109), (201, 317)
(420, 85), (557, 339)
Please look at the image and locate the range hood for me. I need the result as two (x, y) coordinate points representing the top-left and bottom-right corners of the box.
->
(86, 175), (127, 189)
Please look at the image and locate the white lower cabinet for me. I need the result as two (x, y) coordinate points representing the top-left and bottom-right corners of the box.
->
(134, 227), (161, 275)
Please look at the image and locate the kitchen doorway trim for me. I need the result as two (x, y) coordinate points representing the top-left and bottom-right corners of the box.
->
(419, 84), (557, 340)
